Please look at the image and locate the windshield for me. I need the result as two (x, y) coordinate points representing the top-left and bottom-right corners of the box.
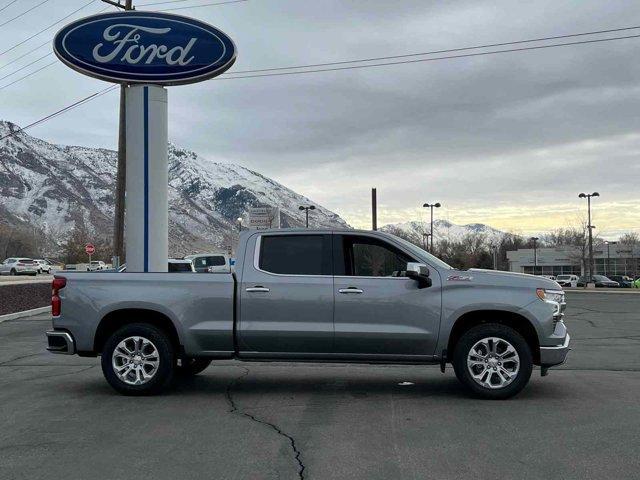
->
(557, 275), (571, 280)
(390, 235), (453, 270)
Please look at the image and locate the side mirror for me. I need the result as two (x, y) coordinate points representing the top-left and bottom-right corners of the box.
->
(405, 262), (432, 288)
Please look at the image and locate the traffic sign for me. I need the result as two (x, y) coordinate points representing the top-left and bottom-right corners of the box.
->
(85, 244), (95, 255)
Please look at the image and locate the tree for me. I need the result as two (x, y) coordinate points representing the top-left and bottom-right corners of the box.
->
(61, 226), (111, 264)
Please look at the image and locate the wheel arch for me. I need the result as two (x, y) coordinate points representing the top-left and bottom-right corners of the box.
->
(447, 310), (540, 364)
(94, 308), (183, 355)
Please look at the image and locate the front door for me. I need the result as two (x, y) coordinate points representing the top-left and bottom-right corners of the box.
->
(333, 234), (442, 358)
(238, 233), (334, 355)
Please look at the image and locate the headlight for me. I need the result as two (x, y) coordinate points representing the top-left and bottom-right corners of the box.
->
(536, 288), (565, 304)
(536, 288), (565, 320)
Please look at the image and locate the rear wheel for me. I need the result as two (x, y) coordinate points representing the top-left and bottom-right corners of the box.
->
(452, 323), (532, 399)
(9, 269), (16, 276)
(101, 323), (175, 395)
(176, 358), (212, 376)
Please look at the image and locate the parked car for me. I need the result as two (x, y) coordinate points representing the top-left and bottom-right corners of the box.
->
(168, 259), (195, 272)
(88, 261), (107, 271)
(556, 274), (579, 288)
(541, 275), (557, 281)
(576, 275), (620, 288)
(608, 275), (633, 288)
(33, 259), (53, 274)
(47, 229), (569, 399)
(0, 258), (38, 276)
(184, 253), (230, 273)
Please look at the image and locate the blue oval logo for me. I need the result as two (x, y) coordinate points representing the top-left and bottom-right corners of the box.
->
(53, 11), (236, 85)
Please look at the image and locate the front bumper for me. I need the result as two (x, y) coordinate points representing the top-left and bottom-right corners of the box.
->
(46, 330), (76, 355)
(540, 333), (570, 369)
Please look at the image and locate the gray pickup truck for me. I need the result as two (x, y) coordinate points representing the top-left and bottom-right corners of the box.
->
(46, 229), (569, 399)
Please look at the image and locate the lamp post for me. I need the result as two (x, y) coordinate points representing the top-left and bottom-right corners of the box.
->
(605, 241), (617, 276)
(579, 192), (599, 279)
(422, 202), (441, 252)
(530, 237), (539, 274)
(299, 205), (315, 228)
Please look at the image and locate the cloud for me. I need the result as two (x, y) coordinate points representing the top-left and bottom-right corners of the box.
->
(2, 0), (640, 235)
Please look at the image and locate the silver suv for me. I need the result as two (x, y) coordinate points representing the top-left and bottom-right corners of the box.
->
(0, 258), (38, 276)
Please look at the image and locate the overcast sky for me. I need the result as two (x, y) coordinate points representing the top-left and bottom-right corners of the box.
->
(2, 0), (640, 238)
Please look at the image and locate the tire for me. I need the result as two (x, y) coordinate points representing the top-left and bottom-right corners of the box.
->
(176, 358), (212, 377)
(9, 269), (16, 276)
(452, 323), (533, 400)
(101, 323), (175, 396)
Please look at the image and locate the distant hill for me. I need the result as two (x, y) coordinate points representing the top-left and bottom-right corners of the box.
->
(381, 219), (505, 246)
(0, 120), (349, 255)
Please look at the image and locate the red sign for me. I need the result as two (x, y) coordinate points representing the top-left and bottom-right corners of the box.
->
(85, 243), (95, 255)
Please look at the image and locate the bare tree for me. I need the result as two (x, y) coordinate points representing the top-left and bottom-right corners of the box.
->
(619, 232), (639, 277)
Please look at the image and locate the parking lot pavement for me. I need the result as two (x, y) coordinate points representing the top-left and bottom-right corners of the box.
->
(1, 293), (639, 480)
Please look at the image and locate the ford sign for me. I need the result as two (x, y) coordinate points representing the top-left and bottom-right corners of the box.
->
(53, 12), (236, 85)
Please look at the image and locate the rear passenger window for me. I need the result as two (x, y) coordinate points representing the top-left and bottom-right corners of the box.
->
(259, 235), (330, 275)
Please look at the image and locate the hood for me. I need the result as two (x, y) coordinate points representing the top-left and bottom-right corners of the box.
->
(462, 268), (561, 290)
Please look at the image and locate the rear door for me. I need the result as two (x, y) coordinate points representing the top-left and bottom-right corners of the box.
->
(332, 234), (442, 358)
(238, 233), (334, 355)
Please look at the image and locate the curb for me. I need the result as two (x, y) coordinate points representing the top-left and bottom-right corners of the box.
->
(0, 306), (50, 324)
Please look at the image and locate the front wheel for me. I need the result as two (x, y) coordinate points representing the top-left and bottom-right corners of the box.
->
(452, 323), (533, 400)
(101, 323), (175, 395)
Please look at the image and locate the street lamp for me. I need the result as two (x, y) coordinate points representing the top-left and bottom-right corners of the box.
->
(530, 237), (539, 274)
(299, 205), (316, 228)
(422, 202), (441, 252)
(237, 217), (243, 232)
(579, 192), (600, 279)
(605, 241), (617, 276)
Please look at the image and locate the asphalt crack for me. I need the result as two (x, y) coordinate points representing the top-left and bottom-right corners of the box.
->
(225, 367), (306, 480)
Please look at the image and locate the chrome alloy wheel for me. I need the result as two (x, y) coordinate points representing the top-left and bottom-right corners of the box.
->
(112, 336), (160, 385)
(467, 337), (520, 389)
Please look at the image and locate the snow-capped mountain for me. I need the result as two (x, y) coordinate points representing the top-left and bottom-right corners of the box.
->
(0, 120), (349, 255)
(381, 219), (505, 245)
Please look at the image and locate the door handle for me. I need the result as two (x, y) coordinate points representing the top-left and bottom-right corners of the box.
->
(246, 286), (270, 293)
(338, 287), (363, 294)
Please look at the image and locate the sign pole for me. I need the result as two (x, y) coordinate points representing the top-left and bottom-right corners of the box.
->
(125, 85), (168, 272)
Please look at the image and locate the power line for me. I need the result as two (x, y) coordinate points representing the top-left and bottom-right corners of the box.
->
(0, 40), (49, 72)
(3, 28), (639, 137)
(0, 0), (52, 28)
(218, 34), (640, 80)
(154, 0), (248, 12)
(0, 0), (20, 14)
(0, 85), (118, 142)
(0, 60), (57, 91)
(0, 52), (51, 82)
(0, 0), (97, 58)
(226, 25), (640, 75)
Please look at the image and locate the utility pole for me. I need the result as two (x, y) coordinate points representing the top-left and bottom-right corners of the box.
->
(371, 188), (377, 231)
(105, 0), (134, 264)
(579, 192), (599, 280)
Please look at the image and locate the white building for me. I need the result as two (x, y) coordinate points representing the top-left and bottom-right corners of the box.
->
(507, 243), (639, 277)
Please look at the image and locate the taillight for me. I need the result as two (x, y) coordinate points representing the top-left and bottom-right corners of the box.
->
(52, 277), (66, 316)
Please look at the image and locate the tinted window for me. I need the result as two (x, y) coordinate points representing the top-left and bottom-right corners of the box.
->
(193, 256), (226, 268)
(341, 235), (414, 277)
(259, 235), (330, 275)
(168, 262), (192, 272)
